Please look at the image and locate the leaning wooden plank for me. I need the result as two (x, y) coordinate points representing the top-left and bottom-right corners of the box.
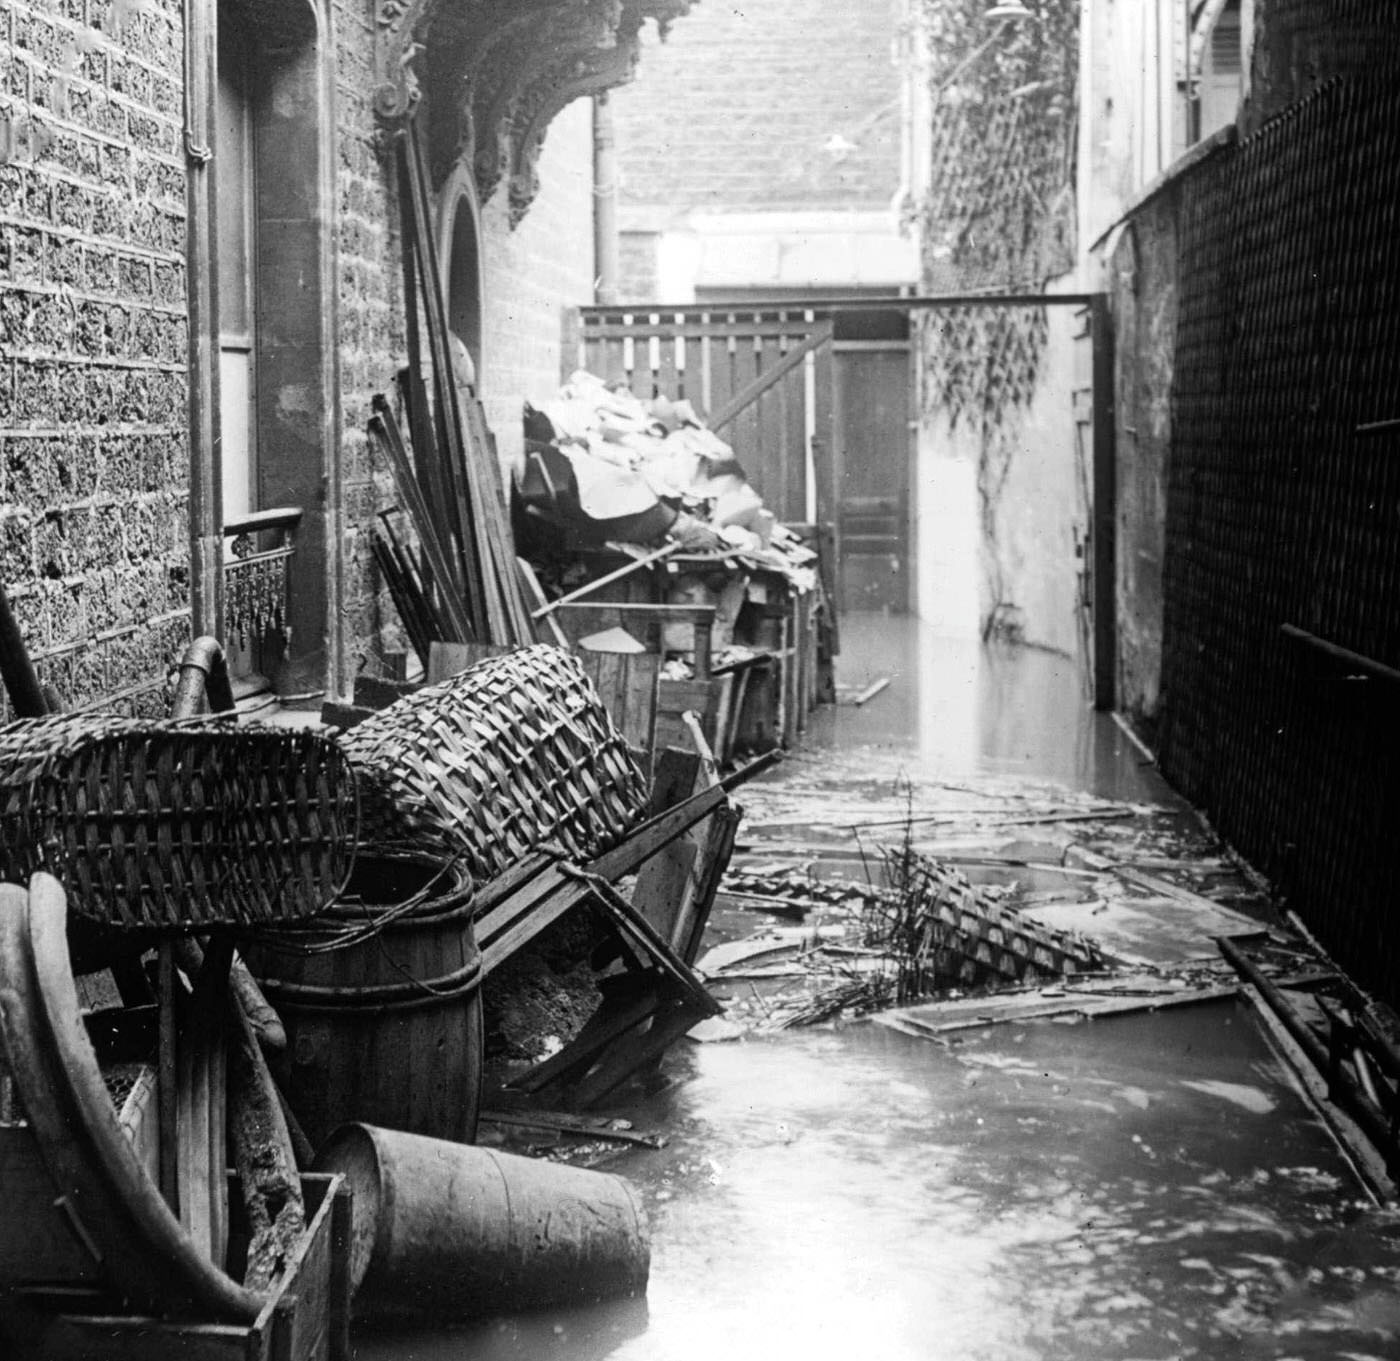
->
(397, 128), (490, 636)
(571, 997), (716, 1109)
(479, 879), (591, 980)
(369, 404), (474, 642)
(530, 543), (681, 621)
(585, 782), (728, 884)
(560, 868), (719, 1016)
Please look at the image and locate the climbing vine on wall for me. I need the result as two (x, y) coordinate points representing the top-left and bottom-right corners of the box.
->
(907, 0), (1079, 546)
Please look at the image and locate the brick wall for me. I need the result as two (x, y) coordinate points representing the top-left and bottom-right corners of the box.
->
(478, 98), (596, 471)
(612, 0), (902, 214)
(330, 0), (408, 674)
(0, 0), (190, 717)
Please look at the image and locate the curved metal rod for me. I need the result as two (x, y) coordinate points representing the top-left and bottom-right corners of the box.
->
(0, 874), (264, 1322)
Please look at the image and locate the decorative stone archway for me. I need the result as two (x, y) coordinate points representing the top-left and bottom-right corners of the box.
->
(372, 0), (693, 225)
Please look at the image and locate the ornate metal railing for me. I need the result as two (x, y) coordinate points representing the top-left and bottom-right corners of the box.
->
(222, 506), (302, 650)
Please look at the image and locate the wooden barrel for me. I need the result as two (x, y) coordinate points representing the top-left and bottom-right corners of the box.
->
(244, 852), (482, 1149)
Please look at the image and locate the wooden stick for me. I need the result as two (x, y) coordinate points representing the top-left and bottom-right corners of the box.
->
(369, 403), (474, 641)
(480, 1109), (669, 1149)
(530, 543), (681, 620)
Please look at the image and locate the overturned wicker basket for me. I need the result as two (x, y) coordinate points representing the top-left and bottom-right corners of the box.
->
(337, 644), (648, 879)
(0, 714), (357, 931)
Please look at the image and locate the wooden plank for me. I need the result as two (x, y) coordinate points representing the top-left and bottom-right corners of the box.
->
(679, 800), (741, 965)
(632, 808), (703, 946)
(571, 999), (713, 1109)
(711, 326), (829, 433)
(368, 405), (474, 642)
(531, 543), (679, 619)
(577, 650), (659, 761)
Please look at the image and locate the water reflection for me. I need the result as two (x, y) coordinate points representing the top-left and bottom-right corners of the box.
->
(358, 1006), (1400, 1361)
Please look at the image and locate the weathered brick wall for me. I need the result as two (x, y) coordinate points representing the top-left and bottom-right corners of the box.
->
(612, 0), (902, 214)
(1, 0), (190, 718)
(478, 98), (596, 471)
(330, 0), (407, 674)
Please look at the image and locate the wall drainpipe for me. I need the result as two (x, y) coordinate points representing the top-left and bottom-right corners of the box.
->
(593, 93), (619, 305)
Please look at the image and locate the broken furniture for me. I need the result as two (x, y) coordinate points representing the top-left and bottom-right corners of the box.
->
(0, 874), (352, 1360)
(541, 543), (824, 759)
(325, 642), (749, 1112)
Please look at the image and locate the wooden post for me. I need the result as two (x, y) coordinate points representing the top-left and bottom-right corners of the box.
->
(1090, 294), (1117, 711)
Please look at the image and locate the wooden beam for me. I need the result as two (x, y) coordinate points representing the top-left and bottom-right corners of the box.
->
(710, 325), (832, 433)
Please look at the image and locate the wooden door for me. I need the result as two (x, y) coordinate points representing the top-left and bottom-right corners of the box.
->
(834, 342), (911, 613)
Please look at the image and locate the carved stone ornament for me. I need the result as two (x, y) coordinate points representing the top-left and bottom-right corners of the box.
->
(376, 0), (694, 224)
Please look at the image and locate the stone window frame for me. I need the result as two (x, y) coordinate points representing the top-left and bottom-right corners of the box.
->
(189, 0), (342, 698)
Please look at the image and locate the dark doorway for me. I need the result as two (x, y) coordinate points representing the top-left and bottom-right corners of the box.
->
(833, 340), (912, 613)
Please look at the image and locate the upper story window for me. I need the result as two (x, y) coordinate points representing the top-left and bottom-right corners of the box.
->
(1196, 0), (1243, 139)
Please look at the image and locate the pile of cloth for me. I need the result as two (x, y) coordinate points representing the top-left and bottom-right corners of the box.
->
(521, 371), (817, 592)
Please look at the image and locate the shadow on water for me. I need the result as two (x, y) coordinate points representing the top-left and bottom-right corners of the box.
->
(355, 617), (1400, 1360)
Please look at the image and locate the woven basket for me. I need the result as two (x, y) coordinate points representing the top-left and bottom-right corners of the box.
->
(337, 644), (648, 879)
(0, 714), (357, 931)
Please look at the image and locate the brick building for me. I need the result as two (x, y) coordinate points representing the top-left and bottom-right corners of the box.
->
(0, 0), (685, 717)
(610, 0), (915, 301)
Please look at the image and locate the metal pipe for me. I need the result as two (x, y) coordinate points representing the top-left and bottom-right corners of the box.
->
(0, 580), (51, 717)
(1281, 624), (1400, 688)
(171, 636), (238, 718)
(580, 290), (1102, 318)
(592, 93), (619, 305)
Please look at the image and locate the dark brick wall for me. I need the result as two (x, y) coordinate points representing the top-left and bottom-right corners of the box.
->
(1156, 72), (1400, 1004)
(1, 0), (190, 718)
(612, 0), (902, 214)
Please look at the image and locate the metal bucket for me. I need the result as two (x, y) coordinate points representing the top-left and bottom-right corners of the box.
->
(244, 852), (482, 1148)
(314, 1122), (650, 1321)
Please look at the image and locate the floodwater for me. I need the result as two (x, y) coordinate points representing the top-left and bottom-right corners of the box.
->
(356, 617), (1400, 1361)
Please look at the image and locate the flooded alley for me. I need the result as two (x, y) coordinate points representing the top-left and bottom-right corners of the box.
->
(356, 618), (1400, 1361)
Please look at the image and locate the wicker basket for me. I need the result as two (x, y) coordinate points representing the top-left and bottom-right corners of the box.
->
(337, 644), (648, 879)
(0, 714), (357, 931)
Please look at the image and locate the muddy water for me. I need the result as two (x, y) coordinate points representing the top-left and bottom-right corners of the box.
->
(357, 1004), (1400, 1360)
(355, 622), (1400, 1359)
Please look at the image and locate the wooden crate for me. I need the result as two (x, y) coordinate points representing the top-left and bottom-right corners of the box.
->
(13, 1173), (352, 1361)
